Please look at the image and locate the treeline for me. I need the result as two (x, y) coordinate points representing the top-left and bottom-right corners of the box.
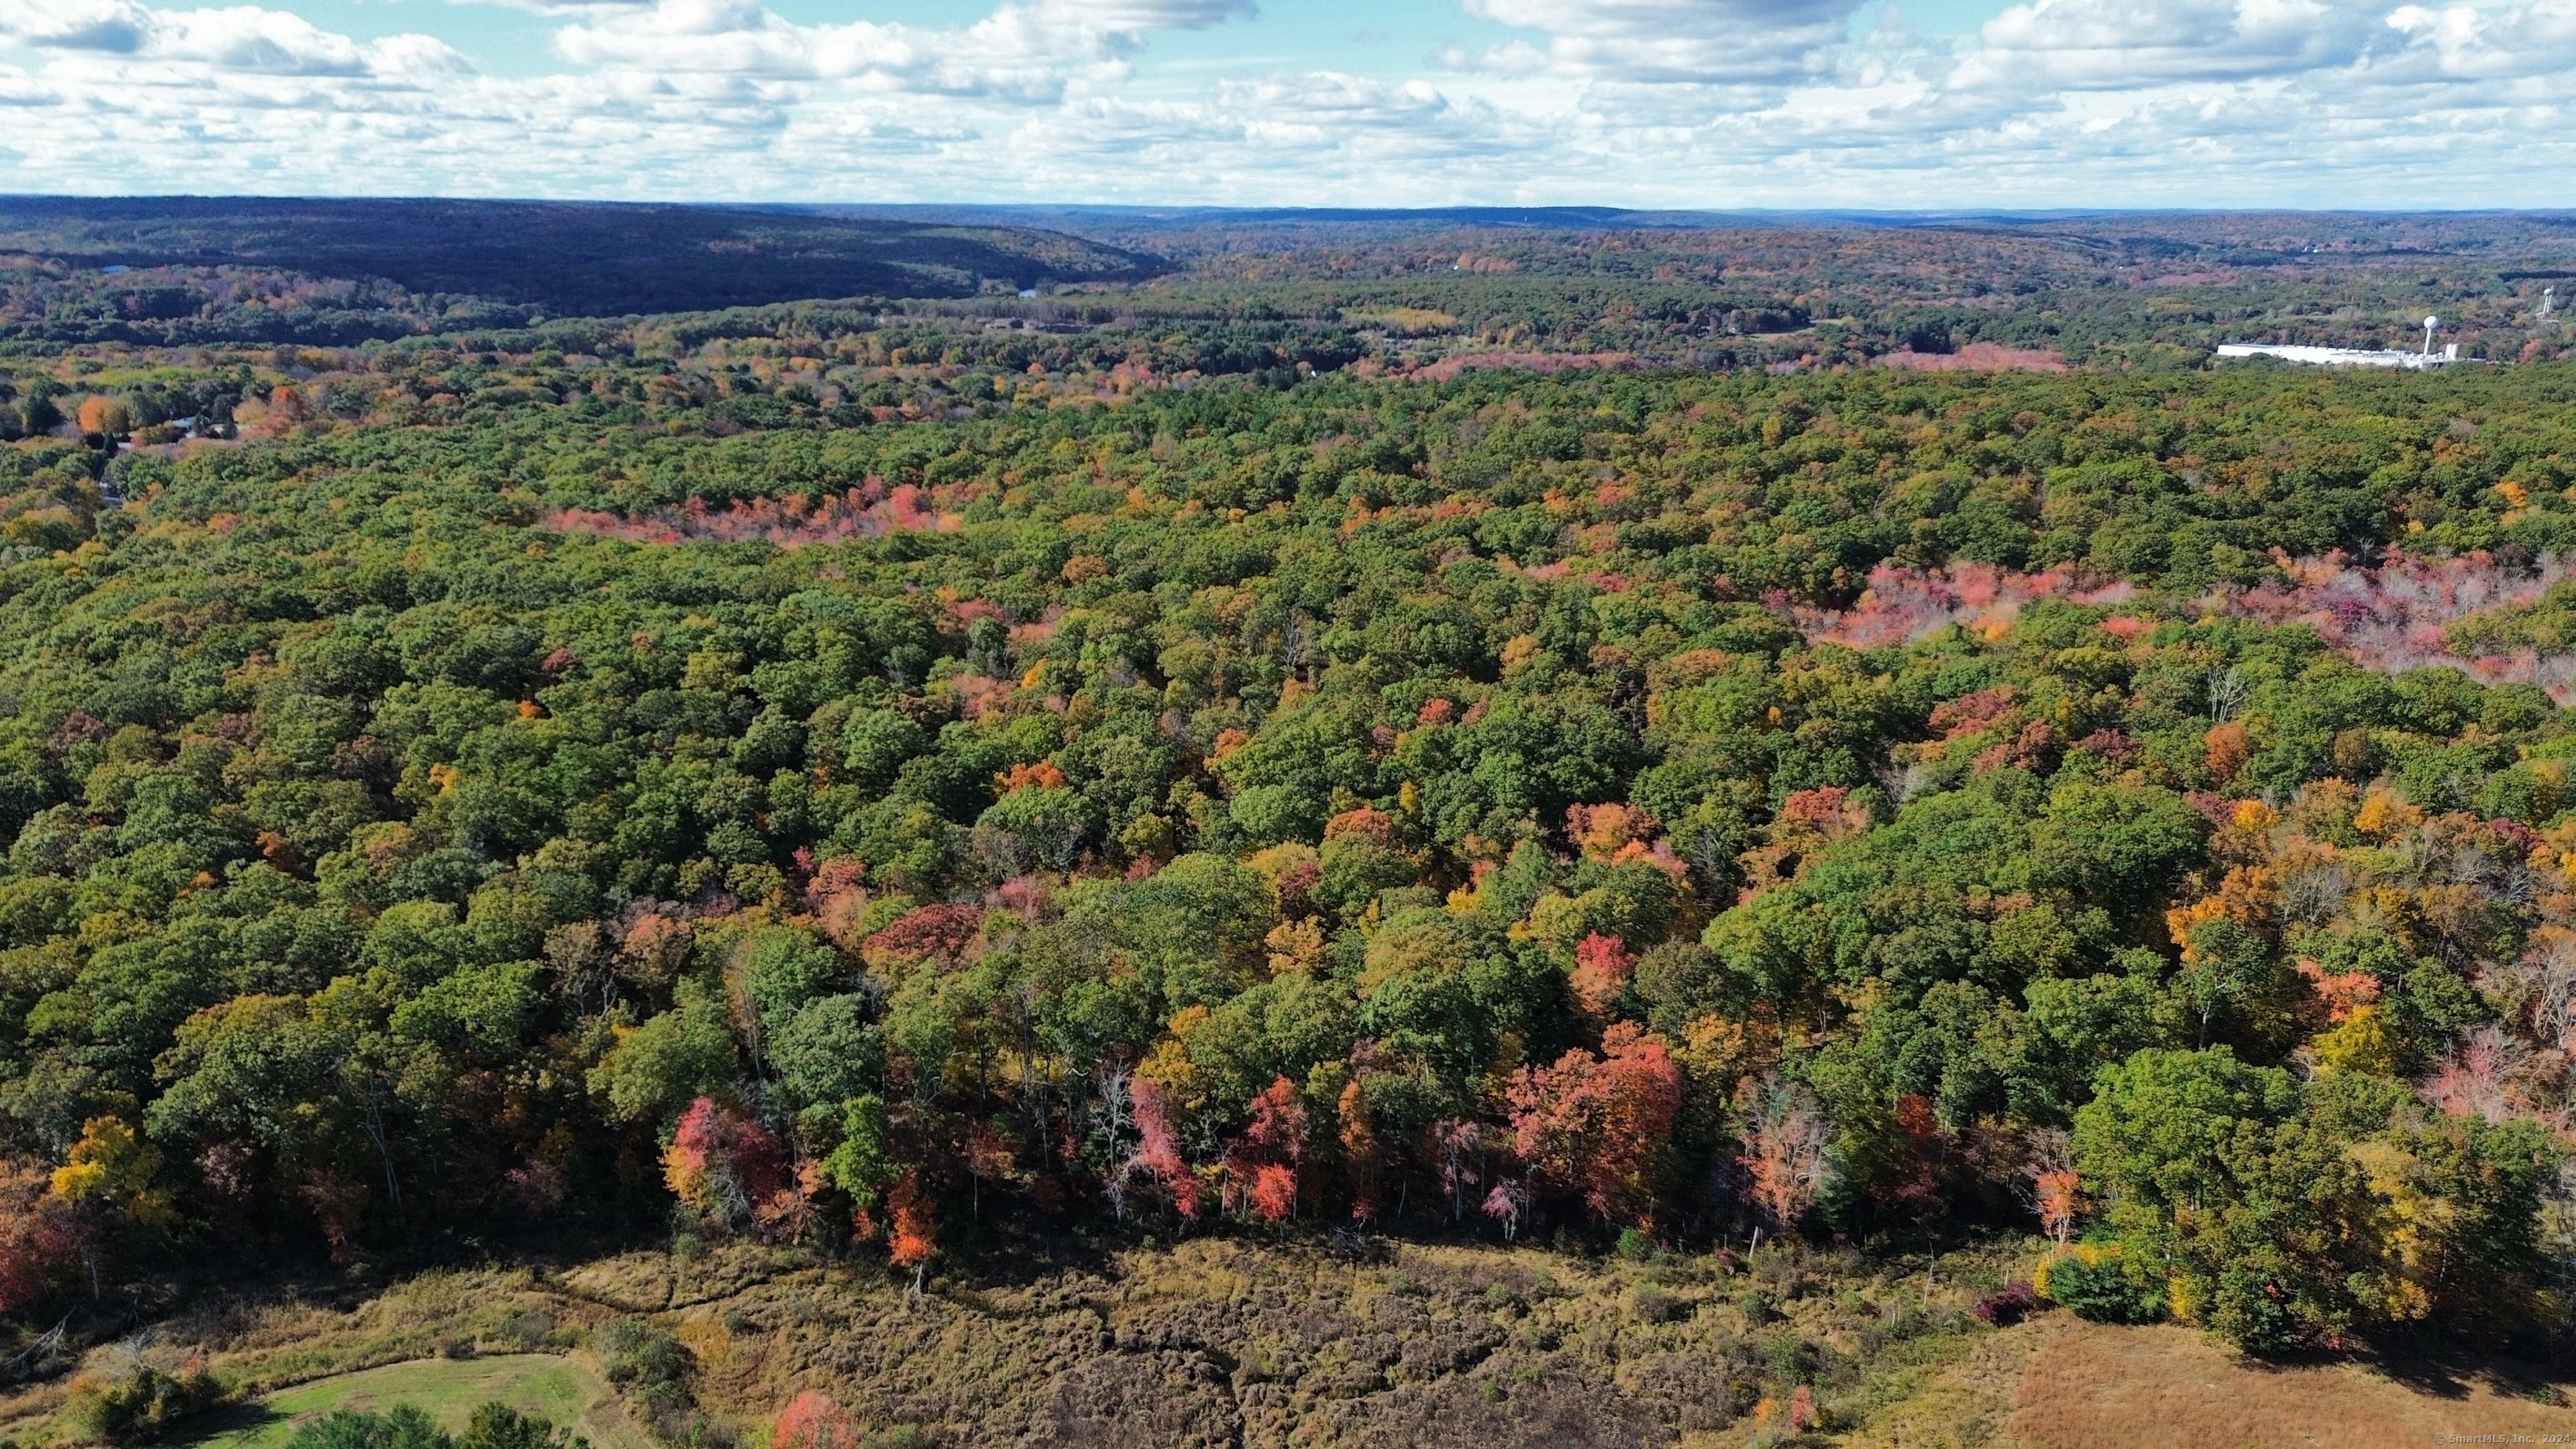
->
(0, 259), (541, 348)
(1, 362), (2574, 1353)
(0, 370), (252, 447)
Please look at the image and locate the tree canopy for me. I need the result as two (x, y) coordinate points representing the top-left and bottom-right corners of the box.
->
(2, 350), (2574, 1354)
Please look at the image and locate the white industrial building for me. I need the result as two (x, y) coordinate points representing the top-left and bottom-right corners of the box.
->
(2216, 314), (2468, 369)
(2215, 342), (2460, 369)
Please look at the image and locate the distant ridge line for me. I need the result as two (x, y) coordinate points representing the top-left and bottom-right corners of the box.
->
(802, 202), (2576, 228)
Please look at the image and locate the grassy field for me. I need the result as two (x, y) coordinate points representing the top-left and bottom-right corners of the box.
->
(181, 1357), (651, 1449)
(1847, 1313), (2576, 1449)
(0, 1241), (2565, 1448)
(2002, 1317), (2575, 1449)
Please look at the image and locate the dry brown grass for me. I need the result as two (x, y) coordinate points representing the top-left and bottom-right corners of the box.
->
(0, 1234), (1989, 1449)
(13, 1239), (2568, 1449)
(2010, 1317), (2576, 1449)
(1839, 1320), (2043, 1449)
(515, 1235), (2028, 1448)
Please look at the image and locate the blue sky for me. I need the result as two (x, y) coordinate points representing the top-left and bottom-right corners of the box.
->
(3, 0), (2573, 205)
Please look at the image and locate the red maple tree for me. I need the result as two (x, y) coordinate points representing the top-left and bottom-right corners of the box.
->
(1570, 932), (1635, 1020)
(1505, 1022), (1681, 1226)
(861, 903), (984, 968)
(664, 1098), (787, 1229)
(1223, 1077), (1308, 1223)
(887, 1171), (937, 1297)
(1128, 1078), (1201, 1221)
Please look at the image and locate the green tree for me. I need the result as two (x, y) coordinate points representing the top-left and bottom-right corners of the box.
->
(589, 985), (736, 1124)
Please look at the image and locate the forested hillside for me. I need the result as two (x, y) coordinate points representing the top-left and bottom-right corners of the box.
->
(1046, 207), (2576, 366)
(1, 344), (2574, 1378)
(0, 197), (1159, 327)
(8, 202), (2572, 370)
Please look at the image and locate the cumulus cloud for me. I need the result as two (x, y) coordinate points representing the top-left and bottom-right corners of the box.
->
(548, 0), (1254, 101)
(1045, 0), (1259, 35)
(1956, 0), (2384, 86)
(2380, 0), (2576, 78)
(2, 0), (2575, 205)
(1060, 72), (1505, 163)
(1, 0), (469, 78)
(1, 0), (157, 52)
(1461, 0), (1864, 82)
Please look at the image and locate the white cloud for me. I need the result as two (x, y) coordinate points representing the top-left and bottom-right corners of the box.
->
(2381, 0), (2576, 78)
(1, 0), (469, 77)
(2, 0), (2575, 205)
(1462, 0), (1863, 82)
(546, 0), (1255, 100)
(1, 0), (158, 52)
(1956, 0), (2382, 86)
(1042, 0), (1258, 37)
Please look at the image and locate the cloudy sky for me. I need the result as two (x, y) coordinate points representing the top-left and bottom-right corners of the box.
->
(1, 0), (2571, 205)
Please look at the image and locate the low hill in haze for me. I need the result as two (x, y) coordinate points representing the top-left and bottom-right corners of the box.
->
(0, 197), (1163, 319)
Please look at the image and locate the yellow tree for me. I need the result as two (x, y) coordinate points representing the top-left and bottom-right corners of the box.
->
(50, 1118), (174, 1296)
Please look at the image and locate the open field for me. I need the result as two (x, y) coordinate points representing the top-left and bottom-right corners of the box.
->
(1851, 1313), (2576, 1449)
(180, 1356), (651, 1449)
(0, 1242), (2562, 1449)
(2006, 1317), (2575, 1449)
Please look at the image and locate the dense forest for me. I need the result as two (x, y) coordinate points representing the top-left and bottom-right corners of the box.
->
(2, 304), (2575, 1374)
(7, 202), (2572, 370)
(1055, 208), (2576, 366)
(0, 200), (1160, 325)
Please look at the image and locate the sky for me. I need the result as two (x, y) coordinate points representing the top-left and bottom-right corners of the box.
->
(1, 0), (2573, 206)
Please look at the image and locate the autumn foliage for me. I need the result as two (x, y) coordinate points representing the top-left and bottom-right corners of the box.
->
(1128, 1078), (1202, 1222)
(664, 1098), (789, 1230)
(1737, 1079), (1834, 1233)
(0, 1161), (75, 1312)
(18, 316), (2576, 1363)
(886, 1173), (937, 1273)
(771, 1391), (860, 1449)
(1506, 1024), (1683, 1227)
(1223, 1077), (1308, 1223)
(1570, 933), (1635, 1021)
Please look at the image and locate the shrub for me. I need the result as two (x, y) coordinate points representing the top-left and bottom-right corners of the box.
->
(595, 1320), (691, 1388)
(460, 1404), (588, 1449)
(771, 1391), (859, 1449)
(62, 1363), (228, 1445)
(496, 1309), (556, 1351)
(284, 1406), (452, 1449)
(596, 1321), (699, 1438)
(283, 1403), (584, 1449)
(2035, 1244), (2163, 1325)
(1971, 1281), (2041, 1326)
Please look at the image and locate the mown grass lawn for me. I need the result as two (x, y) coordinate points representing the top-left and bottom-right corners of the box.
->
(183, 1355), (649, 1449)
